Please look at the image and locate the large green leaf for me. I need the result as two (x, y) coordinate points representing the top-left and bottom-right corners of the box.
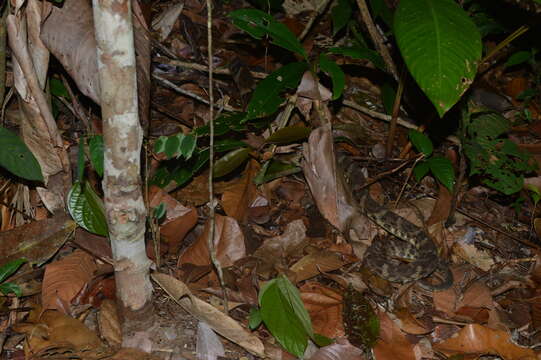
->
(213, 147), (251, 178)
(229, 9), (307, 58)
(0, 127), (43, 181)
(245, 62), (307, 121)
(67, 182), (108, 236)
(259, 275), (314, 357)
(319, 54), (345, 100)
(394, 0), (482, 117)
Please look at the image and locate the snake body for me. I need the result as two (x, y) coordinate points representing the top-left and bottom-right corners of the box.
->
(338, 154), (453, 291)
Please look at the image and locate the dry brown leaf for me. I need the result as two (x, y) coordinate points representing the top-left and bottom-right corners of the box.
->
(221, 159), (259, 222)
(434, 323), (537, 359)
(290, 249), (356, 282)
(149, 185), (197, 253)
(373, 309), (417, 360)
(98, 299), (122, 347)
(393, 308), (433, 335)
(253, 219), (307, 262)
(300, 282), (344, 339)
(41, 250), (97, 313)
(178, 214), (245, 268)
(151, 272), (265, 357)
(307, 337), (365, 360)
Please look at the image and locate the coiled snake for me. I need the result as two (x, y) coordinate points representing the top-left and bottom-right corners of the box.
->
(338, 154), (453, 291)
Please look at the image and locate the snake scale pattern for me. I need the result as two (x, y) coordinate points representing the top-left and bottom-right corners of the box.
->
(338, 154), (453, 291)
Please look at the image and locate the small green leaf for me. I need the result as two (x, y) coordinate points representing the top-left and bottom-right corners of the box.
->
(50, 78), (70, 98)
(245, 62), (307, 121)
(313, 333), (333, 347)
(504, 51), (531, 68)
(88, 135), (104, 178)
(229, 9), (307, 58)
(329, 46), (386, 72)
(0, 258), (27, 283)
(179, 134), (197, 159)
(213, 147), (251, 178)
(214, 139), (247, 152)
(193, 113), (247, 136)
(527, 184), (541, 205)
(259, 275), (314, 357)
(67, 182), (108, 236)
(165, 134), (182, 159)
(255, 159), (301, 184)
(265, 125), (311, 144)
(380, 82), (396, 115)
(409, 130), (433, 156)
(319, 54), (345, 100)
(332, 0), (352, 35)
(413, 161), (430, 182)
(0, 282), (23, 297)
(0, 127), (43, 181)
(249, 307), (263, 330)
(153, 202), (166, 220)
(428, 156), (455, 191)
(154, 136), (168, 153)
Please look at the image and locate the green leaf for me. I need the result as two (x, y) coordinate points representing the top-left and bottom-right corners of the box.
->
(0, 258), (27, 283)
(165, 134), (182, 159)
(313, 333), (333, 347)
(413, 161), (430, 182)
(255, 159), (301, 184)
(88, 135), (104, 178)
(370, 0), (394, 30)
(0, 127), (43, 181)
(332, 0), (352, 35)
(259, 275), (314, 357)
(319, 54), (345, 100)
(504, 51), (531, 68)
(409, 130), (433, 156)
(328, 46), (386, 72)
(154, 136), (168, 153)
(394, 0), (482, 117)
(153, 202), (166, 220)
(193, 113), (247, 136)
(49, 78), (70, 98)
(179, 134), (197, 159)
(249, 307), (263, 330)
(428, 156), (455, 191)
(213, 147), (251, 178)
(67, 182), (108, 236)
(228, 9), (307, 58)
(0, 282), (23, 297)
(265, 125), (311, 144)
(214, 139), (247, 152)
(527, 184), (541, 205)
(380, 82), (396, 115)
(245, 62), (307, 121)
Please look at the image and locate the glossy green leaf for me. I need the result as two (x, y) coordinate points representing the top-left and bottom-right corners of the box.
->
(0, 127), (43, 182)
(413, 161), (430, 182)
(409, 130), (433, 156)
(179, 134), (196, 160)
(67, 182), (108, 236)
(0, 282), (22, 297)
(259, 275), (314, 357)
(229, 9), (307, 58)
(249, 307), (263, 330)
(328, 46), (386, 72)
(319, 54), (345, 100)
(213, 147), (250, 178)
(504, 51), (531, 68)
(427, 156), (455, 191)
(0, 258), (26, 283)
(245, 62), (307, 121)
(332, 0), (352, 35)
(88, 135), (104, 178)
(153, 202), (166, 220)
(394, 0), (482, 117)
(265, 125), (311, 144)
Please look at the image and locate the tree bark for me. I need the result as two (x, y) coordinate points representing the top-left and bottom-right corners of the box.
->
(92, 0), (152, 311)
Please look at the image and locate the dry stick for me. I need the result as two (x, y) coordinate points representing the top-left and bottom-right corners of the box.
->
(385, 66), (406, 158)
(154, 57), (268, 79)
(206, 0), (228, 313)
(298, 0), (333, 41)
(355, 0), (398, 81)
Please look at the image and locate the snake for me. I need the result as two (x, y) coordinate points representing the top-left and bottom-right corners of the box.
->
(338, 153), (453, 291)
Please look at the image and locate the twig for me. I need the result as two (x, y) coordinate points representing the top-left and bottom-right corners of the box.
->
(385, 66), (406, 157)
(299, 0), (333, 41)
(154, 57), (268, 79)
(354, 0), (399, 81)
(206, 0), (228, 313)
(152, 73), (239, 112)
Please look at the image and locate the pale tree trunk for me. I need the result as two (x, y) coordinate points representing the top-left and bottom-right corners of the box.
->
(92, 0), (152, 311)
